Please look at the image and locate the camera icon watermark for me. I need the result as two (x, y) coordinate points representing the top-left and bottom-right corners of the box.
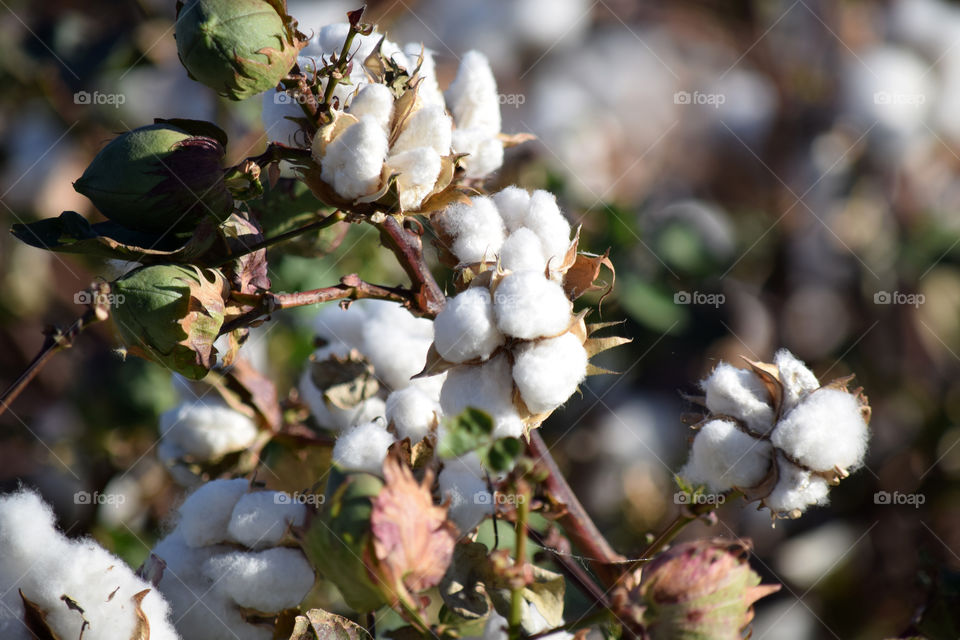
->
(75, 491), (126, 506)
(673, 90), (726, 108)
(274, 492), (325, 506)
(873, 91), (925, 106)
(674, 291), (725, 308)
(873, 291), (924, 308)
(674, 491), (726, 506)
(74, 291), (125, 306)
(74, 91), (126, 108)
(874, 490), (924, 508)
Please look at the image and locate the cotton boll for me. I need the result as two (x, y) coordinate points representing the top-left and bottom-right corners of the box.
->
(764, 455), (830, 516)
(411, 372), (447, 400)
(434, 287), (504, 363)
(392, 104), (453, 156)
(203, 548), (315, 612)
(701, 363), (775, 435)
(447, 51), (501, 135)
(436, 196), (506, 264)
(524, 190), (572, 263)
(313, 302), (368, 349)
(452, 128), (504, 179)
(227, 492), (307, 549)
(261, 89), (308, 147)
(774, 349), (820, 413)
(438, 467), (494, 534)
(320, 116), (388, 201)
(679, 419), (772, 492)
(177, 478), (249, 547)
(512, 333), (587, 414)
(333, 420), (396, 474)
(299, 369), (386, 431)
(771, 388), (868, 472)
(404, 44), (444, 107)
(159, 401), (258, 461)
(388, 147), (443, 211)
(440, 355), (522, 434)
(493, 271), (573, 339)
(360, 306), (434, 389)
(386, 386), (442, 442)
(500, 227), (548, 273)
(349, 84), (394, 132)
(493, 186), (532, 232)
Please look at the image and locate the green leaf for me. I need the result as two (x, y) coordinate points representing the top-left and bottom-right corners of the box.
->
(490, 565), (566, 633)
(438, 542), (492, 620)
(306, 609), (373, 640)
(437, 408), (494, 459)
(483, 437), (522, 474)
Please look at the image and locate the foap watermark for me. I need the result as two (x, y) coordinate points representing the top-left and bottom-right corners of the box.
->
(673, 90), (725, 108)
(473, 491), (527, 506)
(674, 291), (725, 308)
(873, 291), (924, 308)
(873, 91), (926, 106)
(74, 290), (125, 306)
(498, 93), (525, 108)
(674, 491), (725, 506)
(874, 490), (924, 508)
(274, 491), (325, 506)
(75, 491), (126, 506)
(74, 90), (126, 108)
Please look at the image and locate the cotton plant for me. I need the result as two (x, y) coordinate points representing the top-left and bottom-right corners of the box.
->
(1, 3), (879, 640)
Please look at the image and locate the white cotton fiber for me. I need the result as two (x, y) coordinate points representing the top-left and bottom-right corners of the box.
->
(392, 104), (453, 156)
(412, 372), (447, 400)
(349, 83), (395, 132)
(524, 190), (572, 263)
(493, 270), (573, 339)
(500, 227), (548, 273)
(493, 186), (532, 232)
(159, 400), (258, 461)
(764, 455), (830, 516)
(440, 355), (522, 436)
(437, 196), (506, 264)
(386, 386), (441, 442)
(388, 146), (442, 211)
(261, 89), (308, 147)
(679, 419), (773, 492)
(227, 492), (307, 549)
(203, 548), (315, 612)
(404, 44), (444, 107)
(333, 420), (396, 474)
(451, 128), (505, 179)
(360, 302), (434, 389)
(434, 287), (504, 363)
(313, 302), (367, 349)
(446, 51), (501, 134)
(774, 349), (821, 413)
(320, 116), (388, 201)
(177, 478), (249, 547)
(438, 467), (494, 534)
(512, 333), (587, 414)
(771, 388), (868, 472)
(299, 369), (386, 432)
(701, 362), (775, 435)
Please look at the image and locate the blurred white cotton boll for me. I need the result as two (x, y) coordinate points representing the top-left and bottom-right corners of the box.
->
(360, 302), (434, 389)
(386, 386), (441, 442)
(774, 522), (858, 589)
(493, 186), (533, 232)
(440, 355), (521, 434)
(404, 44), (445, 107)
(313, 301), (368, 348)
(333, 421), (396, 474)
(771, 388), (869, 472)
(701, 363), (774, 435)
(177, 478), (249, 547)
(493, 271), (573, 339)
(389, 147), (443, 210)
(500, 227), (548, 273)
(391, 104), (453, 155)
(261, 88), (310, 147)
(203, 548), (315, 612)
(774, 349), (820, 413)
(679, 419), (773, 492)
(159, 400), (259, 461)
(438, 467), (494, 534)
(437, 196), (507, 264)
(320, 115), (389, 200)
(434, 287), (504, 363)
(512, 333), (587, 414)
(765, 455), (831, 516)
(349, 83), (395, 132)
(447, 50), (501, 134)
(299, 368), (386, 431)
(227, 492), (307, 549)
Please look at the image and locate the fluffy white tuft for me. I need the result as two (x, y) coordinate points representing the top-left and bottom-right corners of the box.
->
(523, 190), (572, 264)
(764, 454), (831, 516)
(348, 84), (395, 132)
(436, 196), (506, 264)
(774, 349), (821, 413)
(227, 492), (307, 549)
(333, 420), (396, 474)
(499, 227), (548, 273)
(701, 363), (775, 435)
(320, 116), (388, 201)
(434, 287), (504, 363)
(392, 104), (453, 156)
(159, 400), (258, 461)
(386, 386), (442, 442)
(679, 419), (773, 492)
(493, 271), (572, 339)
(440, 355), (523, 436)
(202, 548), (315, 612)
(299, 368), (386, 432)
(493, 186), (532, 232)
(451, 128), (505, 179)
(404, 44), (444, 107)
(359, 301), (434, 389)
(438, 467), (494, 534)
(177, 478), (249, 547)
(771, 388), (868, 472)
(512, 333), (587, 414)
(388, 147), (442, 211)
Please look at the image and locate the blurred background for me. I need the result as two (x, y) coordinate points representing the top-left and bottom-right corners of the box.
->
(2, 0), (960, 637)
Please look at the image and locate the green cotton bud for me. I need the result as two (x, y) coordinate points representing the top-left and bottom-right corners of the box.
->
(175, 0), (304, 100)
(74, 123), (233, 235)
(109, 264), (229, 380)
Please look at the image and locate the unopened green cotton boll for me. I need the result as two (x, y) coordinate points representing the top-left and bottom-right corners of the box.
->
(74, 123), (233, 234)
(175, 0), (303, 100)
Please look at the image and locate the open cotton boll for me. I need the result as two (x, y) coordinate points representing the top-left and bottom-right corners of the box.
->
(524, 190), (572, 263)
(320, 116), (389, 201)
(764, 455), (830, 516)
(411, 372), (447, 400)
(203, 548), (315, 612)
(771, 388), (868, 472)
(452, 128), (504, 179)
(437, 196), (506, 264)
(349, 84), (395, 132)
(386, 386), (441, 442)
(299, 369), (386, 431)
(404, 44), (444, 107)
(261, 89), (310, 147)
(499, 227), (548, 273)
(493, 186), (532, 232)
(440, 355), (523, 434)
(774, 349), (820, 413)
(701, 363), (775, 435)
(447, 51), (501, 135)
(493, 270), (573, 339)
(333, 420), (396, 474)
(313, 302), (368, 349)
(176, 478), (249, 547)
(392, 104), (453, 156)
(512, 333), (587, 414)
(227, 492), (307, 549)
(679, 419), (772, 492)
(388, 147), (443, 211)
(360, 308), (434, 389)
(159, 400), (258, 461)
(438, 467), (494, 534)
(434, 287), (504, 363)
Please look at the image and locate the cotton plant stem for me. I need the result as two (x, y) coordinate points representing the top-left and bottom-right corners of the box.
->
(374, 215), (446, 317)
(638, 491), (739, 564)
(527, 528), (611, 610)
(215, 210), (346, 264)
(509, 484), (532, 640)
